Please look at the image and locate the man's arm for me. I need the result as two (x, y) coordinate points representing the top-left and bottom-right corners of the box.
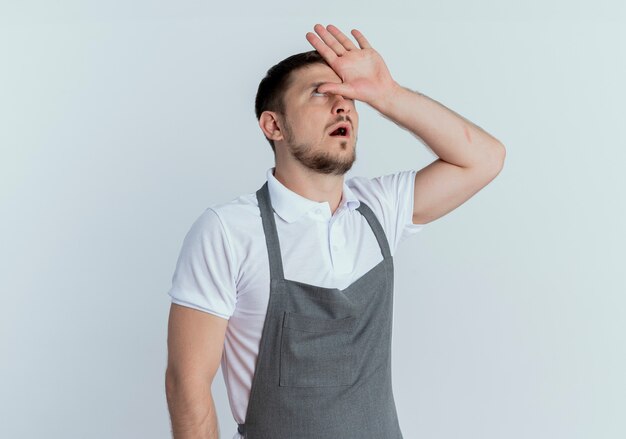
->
(375, 85), (506, 225)
(165, 303), (228, 439)
(305, 24), (506, 225)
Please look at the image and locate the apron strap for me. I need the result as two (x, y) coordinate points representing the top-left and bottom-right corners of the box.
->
(256, 181), (285, 281)
(356, 202), (392, 260)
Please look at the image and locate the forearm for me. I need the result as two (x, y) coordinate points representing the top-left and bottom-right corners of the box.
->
(166, 376), (219, 439)
(374, 83), (505, 169)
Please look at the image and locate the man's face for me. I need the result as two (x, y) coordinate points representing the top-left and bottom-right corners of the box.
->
(278, 63), (359, 176)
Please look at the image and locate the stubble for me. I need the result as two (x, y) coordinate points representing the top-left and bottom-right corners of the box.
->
(282, 116), (356, 176)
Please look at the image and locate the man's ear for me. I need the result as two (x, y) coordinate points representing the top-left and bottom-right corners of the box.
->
(259, 111), (284, 141)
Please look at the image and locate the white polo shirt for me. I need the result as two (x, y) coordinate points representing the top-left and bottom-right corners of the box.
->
(167, 167), (427, 438)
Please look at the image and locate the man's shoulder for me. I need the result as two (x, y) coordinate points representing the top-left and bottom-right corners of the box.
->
(195, 191), (259, 232)
(209, 191), (259, 217)
(175, 192), (260, 264)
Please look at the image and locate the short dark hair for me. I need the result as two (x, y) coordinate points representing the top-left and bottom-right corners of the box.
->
(255, 50), (328, 153)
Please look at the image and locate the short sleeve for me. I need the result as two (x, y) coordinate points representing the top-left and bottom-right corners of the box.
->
(400, 169), (428, 239)
(167, 207), (237, 319)
(347, 169), (426, 255)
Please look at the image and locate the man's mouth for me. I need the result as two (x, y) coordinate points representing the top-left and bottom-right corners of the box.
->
(328, 124), (350, 137)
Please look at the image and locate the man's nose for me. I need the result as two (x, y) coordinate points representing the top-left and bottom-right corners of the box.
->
(331, 94), (352, 114)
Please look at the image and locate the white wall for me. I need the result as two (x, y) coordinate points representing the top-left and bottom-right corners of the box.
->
(1, 1), (625, 438)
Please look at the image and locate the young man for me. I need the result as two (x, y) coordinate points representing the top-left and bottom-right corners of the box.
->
(165, 24), (505, 439)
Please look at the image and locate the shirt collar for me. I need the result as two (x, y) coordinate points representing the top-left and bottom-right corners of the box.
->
(266, 167), (360, 223)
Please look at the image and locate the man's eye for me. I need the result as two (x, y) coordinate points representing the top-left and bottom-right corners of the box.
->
(312, 90), (326, 97)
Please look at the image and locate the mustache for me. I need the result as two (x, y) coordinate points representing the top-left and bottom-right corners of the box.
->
(327, 115), (353, 130)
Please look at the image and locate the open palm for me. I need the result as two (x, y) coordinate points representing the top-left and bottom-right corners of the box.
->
(305, 24), (398, 108)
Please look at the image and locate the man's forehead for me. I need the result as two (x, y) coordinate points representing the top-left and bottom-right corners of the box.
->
(291, 64), (342, 92)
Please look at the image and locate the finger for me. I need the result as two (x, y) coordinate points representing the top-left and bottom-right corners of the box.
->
(350, 29), (372, 49)
(306, 31), (338, 63)
(313, 23), (348, 56)
(318, 83), (356, 100)
(326, 24), (358, 51)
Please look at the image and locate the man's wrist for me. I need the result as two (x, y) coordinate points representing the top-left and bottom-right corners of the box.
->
(372, 81), (406, 116)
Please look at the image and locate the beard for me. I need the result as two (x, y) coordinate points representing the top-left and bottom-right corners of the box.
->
(282, 116), (356, 176)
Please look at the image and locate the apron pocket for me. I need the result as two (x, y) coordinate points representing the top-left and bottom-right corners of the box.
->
(279, 311), (357, 387)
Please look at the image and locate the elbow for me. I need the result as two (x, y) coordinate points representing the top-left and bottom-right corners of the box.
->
(497, 142), (506, 171)
(165, 367), (177, 402)
(165, 367), (187, 404)
(467, 140), (506, 172)
(496, 141), (506, 160)
(488, 141), (506, 174)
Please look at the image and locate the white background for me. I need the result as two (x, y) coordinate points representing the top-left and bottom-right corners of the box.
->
(1, 1), (625, 438)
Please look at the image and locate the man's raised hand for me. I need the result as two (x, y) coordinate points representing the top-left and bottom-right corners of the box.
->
(305, 24), (399, 110)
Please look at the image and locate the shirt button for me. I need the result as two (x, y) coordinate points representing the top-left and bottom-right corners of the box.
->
(315, 208), (321, 214)
(332, 245), (339, 251)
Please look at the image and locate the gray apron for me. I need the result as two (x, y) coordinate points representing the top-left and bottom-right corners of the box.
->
(237, 181), (403, 438)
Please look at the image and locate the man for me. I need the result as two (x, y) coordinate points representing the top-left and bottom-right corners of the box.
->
(165, 24), (505, 439)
